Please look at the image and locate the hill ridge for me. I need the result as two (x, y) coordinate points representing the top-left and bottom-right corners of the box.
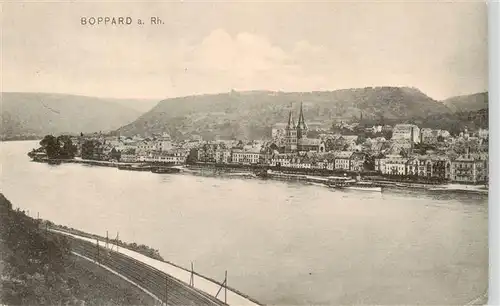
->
(1, 92), (149, 139)
(442, 92), (488, 112)
(117, 86), (452, 140)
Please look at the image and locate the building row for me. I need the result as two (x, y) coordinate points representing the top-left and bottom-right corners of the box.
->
(195, 144), (488, 184)
(269, 151), (366, 171)
(375, 153), (488, 183)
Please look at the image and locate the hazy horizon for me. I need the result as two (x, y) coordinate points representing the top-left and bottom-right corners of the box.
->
(2, 1), (488, 101)
(0, 86), (488, 102)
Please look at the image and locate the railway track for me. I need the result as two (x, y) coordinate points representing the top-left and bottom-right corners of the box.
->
(67, 236), (226, 306)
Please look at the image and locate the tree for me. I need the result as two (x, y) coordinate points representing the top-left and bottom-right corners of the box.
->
(57, 136), (77, 159)
(363, 155), (375, 171)
(37, 135), (77, 159)
(110, 148), (121, 161)
(325, 139), (334, 151)
(356, 134), (367, 145)
(382, 130), (393, 140)
(437, 135), (445, 143)
(269, 143), (279, 152)
(40, 135), (59, 159)
(186, 148), (199, 164)
(81, 140), (97, 160)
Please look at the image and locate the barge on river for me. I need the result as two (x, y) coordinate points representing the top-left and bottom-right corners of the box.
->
(344, 182), (383, 192)
(151, 166), (181, 174)
(327, 176), (382, 192)
(118, 164), (152, 172)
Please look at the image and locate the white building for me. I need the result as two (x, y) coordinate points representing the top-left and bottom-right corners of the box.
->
(120, 153), (137, 163)
(477, 128), (489, 139)
(270, 154), (292, 167)
(137, 140), (157, 154)
(333, 151), (353, 171)
(392, 124), (420, 143)
(154, 133), (174, 152)
(215, 149), (232, 164)
(142, 150), (188, 164)
(370, 125), (383, 133)
(382, 155), (409, 175)
(231, 150), (261, 164)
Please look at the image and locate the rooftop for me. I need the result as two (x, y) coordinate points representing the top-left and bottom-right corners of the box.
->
(334, 151), (353, 159)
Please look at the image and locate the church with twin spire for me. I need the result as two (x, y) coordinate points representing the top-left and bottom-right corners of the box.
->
(284, 102), (324, 153)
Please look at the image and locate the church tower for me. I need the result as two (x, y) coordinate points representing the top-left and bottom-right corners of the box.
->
(296, 102), (308, 139)
(285, 104), (297, 153)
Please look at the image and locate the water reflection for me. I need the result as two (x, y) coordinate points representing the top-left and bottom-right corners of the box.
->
(0, 141), (488, 306)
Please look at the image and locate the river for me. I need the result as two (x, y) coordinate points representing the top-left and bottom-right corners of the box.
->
(0, 141), (488, 305)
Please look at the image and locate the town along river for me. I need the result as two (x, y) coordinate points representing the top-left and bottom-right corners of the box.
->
(1, 141), (488, 305)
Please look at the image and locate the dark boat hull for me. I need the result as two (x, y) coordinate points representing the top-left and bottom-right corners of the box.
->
(128, 167), (152, 172)
(151, 167), (181, 174)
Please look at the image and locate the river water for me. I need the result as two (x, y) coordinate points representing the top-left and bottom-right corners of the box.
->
(0, 141), (488, 305)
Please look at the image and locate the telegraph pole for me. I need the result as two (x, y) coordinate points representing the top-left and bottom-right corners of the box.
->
(190, 262), (194, 287)
(96, 238), (100, 265)
(224, 270), (227, 304)
(166, 276), (169, 306)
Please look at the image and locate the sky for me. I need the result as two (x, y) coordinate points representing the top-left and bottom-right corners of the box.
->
(1, 1), (488, 100)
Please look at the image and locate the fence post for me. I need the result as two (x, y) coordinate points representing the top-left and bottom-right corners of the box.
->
(165, 275), (168, 306)
(96, 238), (100, 265)
(190, 262), (194, 287)
(224, 270), (227, 304)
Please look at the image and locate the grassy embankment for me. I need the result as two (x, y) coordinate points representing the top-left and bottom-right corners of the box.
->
(47, 223), (164, 261)
(0, 193), (155, 305)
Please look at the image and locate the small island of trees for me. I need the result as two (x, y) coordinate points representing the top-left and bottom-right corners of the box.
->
(28, 135), (77, 160)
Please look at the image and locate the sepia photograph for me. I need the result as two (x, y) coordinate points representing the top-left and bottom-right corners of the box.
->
(0, 1), (492, 305)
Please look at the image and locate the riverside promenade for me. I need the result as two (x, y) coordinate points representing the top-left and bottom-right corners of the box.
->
(37, 158), (487, 194)
(50, 228), (262, 306)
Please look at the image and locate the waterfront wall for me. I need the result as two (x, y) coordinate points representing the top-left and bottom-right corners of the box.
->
(33, 158), (487, 189)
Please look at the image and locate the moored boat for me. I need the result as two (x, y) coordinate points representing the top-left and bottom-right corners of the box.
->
(327, 176), (356, 188)
(118, 164), (133, 170)
(254, 169), (270, 179)
(151, 167), (181, 174)
(126, 164), (152, 171)
(345, 184), (382, 192)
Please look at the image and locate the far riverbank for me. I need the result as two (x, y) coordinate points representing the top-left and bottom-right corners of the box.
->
(32, 157), (488, 194)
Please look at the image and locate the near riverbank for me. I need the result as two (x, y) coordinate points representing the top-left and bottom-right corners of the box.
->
(0, 193), (155, 305)
(48, 224), (262, 306)
(1, 191), (261, 306)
